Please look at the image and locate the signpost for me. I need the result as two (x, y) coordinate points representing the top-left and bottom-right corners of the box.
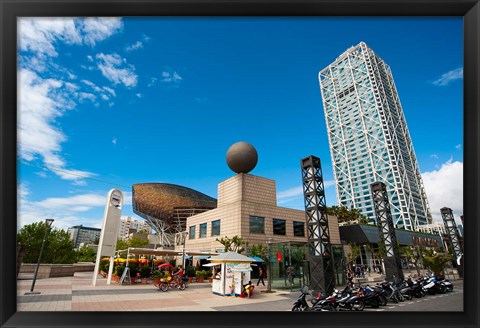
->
(93, 189), (123, 286)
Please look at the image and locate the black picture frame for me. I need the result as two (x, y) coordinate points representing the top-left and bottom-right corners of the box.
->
(1, 1), (478, 328)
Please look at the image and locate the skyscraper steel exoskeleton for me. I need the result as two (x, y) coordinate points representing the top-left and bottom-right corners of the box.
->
(301, 155), (335, 296)
(318, 42), (432, 230)
(440, 207), (463, 278)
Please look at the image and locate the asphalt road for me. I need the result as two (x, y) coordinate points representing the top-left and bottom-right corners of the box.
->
(213, 280), (463, 312)
(366, 283), (463, 312)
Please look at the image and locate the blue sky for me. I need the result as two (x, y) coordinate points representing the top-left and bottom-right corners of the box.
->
(17, 17), (463, 231)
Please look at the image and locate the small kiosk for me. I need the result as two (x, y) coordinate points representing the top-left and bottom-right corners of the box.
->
(208, 252), (253, 296)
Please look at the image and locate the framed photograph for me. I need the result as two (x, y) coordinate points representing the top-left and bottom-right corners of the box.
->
(1, 0), (478, 328)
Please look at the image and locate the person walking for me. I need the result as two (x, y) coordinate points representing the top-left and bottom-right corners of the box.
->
(257, 266), (265, 286)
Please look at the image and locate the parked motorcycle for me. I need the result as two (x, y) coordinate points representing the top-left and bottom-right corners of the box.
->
(292, 287), (325, 311)
(438, 278), (454, 292)
(406, 277), (426, 298)
(379, 281), (402, 303)
(314, 287), (364, 312)
(365, 284), (388, 306)
(362, 285), (385, 307)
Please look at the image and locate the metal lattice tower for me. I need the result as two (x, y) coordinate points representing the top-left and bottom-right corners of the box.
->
(318, 42), (432, 230)
(301, 155), (335, 295)
(440, 207), (463, 277)
(371, 181), (404, 281)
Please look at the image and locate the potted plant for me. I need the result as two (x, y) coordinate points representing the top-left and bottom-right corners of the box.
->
(207, 270), (213, 283)
(140, 266), (151, 284)
(196, 270), (204, 283)
(152, 270), (164, 287)
(185, 266), (196, 283)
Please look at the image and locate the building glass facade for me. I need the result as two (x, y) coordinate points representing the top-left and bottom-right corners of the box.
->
(318, 42), (432, 230)
(68, 225), (101, 249)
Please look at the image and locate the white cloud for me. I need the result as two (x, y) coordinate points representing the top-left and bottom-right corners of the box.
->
(277, 186), (303, 200)
(81, 79), (116, 102)
(18, 182), (31, 200)
(148, 77), (158, 87)
(161, 71), (183, 84)
(18, 18), (123, 184)
(126, 41), (143, 52)
(78, 92), (96, 102)
(96, 53), (138, 87)
(19, 17), (122, 61)
(173, 72), (182, 81)
(80, 17), (123, 46)
(18, 69), (96, 183)
(430, 154), (439, 159)
(112, 137), (117, 145)
(277, 180), (335, 204)
(35, 193), (106, 209)
(432, 67), (463, 86)
(103, 86), (116, 97)
(18, 190), (133, 230)
(35, 171), (47, 178)
(136, 93), (143, 98)
(455, 144), (462, 150)
(422, 160), (463, 223)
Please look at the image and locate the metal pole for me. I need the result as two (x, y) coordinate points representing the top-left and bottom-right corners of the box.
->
(266, 238), (273, 292)
(26, 219), (54, 294)
(182, 232), (188, 268)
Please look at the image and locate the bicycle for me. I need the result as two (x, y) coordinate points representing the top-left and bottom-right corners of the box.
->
(158, 275), (186, 292)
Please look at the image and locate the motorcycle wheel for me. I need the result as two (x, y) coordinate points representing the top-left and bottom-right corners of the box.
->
(447, 286), (453, 292)
(438, 285), (447, 294)
(398, 293), (405, 302)
(379, 295), (387, 306)
(369, 299), (379, 309)
(403, 293), (413, 300)
(322, 305), (336, 312)
(391, 295), (399, 303)
(292, 305), (303, 312)
(160, 283), (169, 292)
(178, 282), (186, 290)
(352, 300), (365, 311)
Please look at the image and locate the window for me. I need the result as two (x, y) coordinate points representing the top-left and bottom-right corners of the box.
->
(199, 223), (207, 238)
(211, 220), (220, 237)
(293, 221), (305, 237)
(189, 226), (196, 239)
(249, 216), (265, 234)
(273, 219), (286, 235)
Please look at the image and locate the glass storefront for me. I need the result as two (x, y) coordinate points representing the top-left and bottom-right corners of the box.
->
(267, 242), (345, 291)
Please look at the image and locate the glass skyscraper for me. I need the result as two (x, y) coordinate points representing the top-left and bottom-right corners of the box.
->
(318, 42), (432, 230)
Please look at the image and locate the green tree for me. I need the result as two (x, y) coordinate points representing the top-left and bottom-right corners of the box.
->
(127, 236), (149, 248)
(345, 242), (361, 268)
(248, 244), (268, 261)
(17, 221), (77, 264)
(115, 237), (149, 252)
(423, 252), (452, 276)
(215, 235), (249, 253)
(76, 244), (97, 262)
(327, 206), (372, 224)
(399, 245), (421, 276)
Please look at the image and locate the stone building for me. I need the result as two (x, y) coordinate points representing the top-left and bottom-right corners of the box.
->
(184, 172), (340, 252)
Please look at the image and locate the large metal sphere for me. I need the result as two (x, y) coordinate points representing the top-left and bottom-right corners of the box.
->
(226, 142), (258, 174)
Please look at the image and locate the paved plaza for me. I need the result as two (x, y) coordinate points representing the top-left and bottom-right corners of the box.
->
(17, 272), (463, 312)
(17, 272), (298, 311)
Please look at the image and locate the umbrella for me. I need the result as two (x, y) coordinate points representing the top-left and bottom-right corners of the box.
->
(158, 263), (173, 269)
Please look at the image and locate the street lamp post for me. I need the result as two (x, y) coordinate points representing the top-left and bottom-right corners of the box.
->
(25, 218), (54, 295)
(182, 231), (188, 268)
(266, 238), (273, 293)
